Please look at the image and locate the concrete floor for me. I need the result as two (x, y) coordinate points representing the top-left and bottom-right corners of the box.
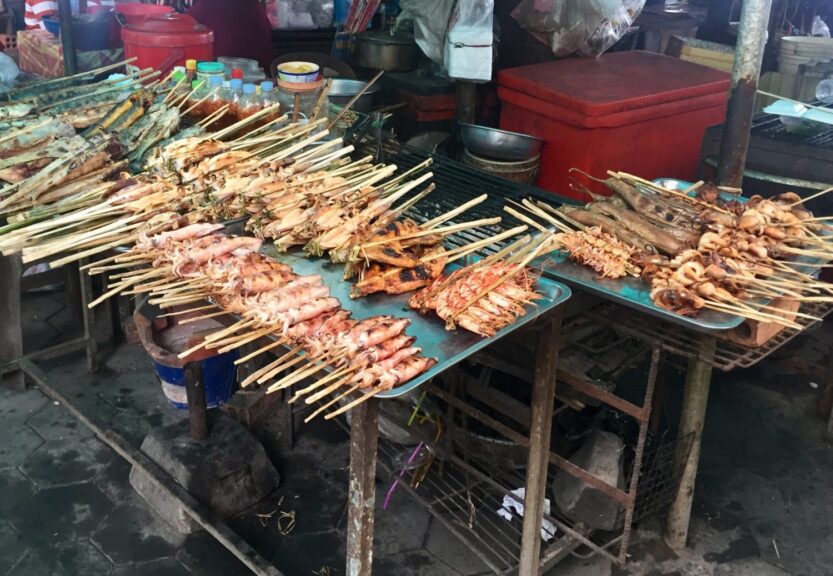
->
(1, 288), (832, 575)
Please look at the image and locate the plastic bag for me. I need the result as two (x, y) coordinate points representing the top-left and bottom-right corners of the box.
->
(398, 0), (454, 65)
(512, 0), (645, 58)
(444, 0), (495, 81)
(0, 52), (21, 89)
(812, 15), (830, 38)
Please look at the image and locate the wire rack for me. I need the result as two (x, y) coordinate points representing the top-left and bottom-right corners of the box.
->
(361, 140), (568, 256)
(587, 301), (833, 371)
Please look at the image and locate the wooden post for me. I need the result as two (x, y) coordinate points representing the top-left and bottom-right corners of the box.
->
(456, 81), (476, 124)
(665, 335), (716, 550)
(345, 397), (379, 576)
(185, 362), (208, 442)
(0, 254), (24, 388)
(56, 0), (78, 75)
(518, 308), (564, 575)
(79, 260), (100, 372)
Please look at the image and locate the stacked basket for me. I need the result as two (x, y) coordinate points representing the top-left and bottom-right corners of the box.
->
(779, 36), (833, 74)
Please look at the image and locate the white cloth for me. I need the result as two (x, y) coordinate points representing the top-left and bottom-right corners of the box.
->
(496, 487), (557, 541)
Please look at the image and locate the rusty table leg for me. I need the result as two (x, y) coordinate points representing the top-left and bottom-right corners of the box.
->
(346, 397), (379, 576)
(665, 335), (716, 550)
(0, 253), (24, 388)
(518, 308), (564, 575)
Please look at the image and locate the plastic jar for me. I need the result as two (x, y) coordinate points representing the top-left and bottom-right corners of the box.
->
(196, 61), (225, 86)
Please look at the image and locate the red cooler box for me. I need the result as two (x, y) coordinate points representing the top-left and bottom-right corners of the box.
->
(497, 51), (730, 201)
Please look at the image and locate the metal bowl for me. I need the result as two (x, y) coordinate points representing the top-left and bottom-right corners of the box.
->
(459, 123), (543, 161)
(328, 78), (381, 113)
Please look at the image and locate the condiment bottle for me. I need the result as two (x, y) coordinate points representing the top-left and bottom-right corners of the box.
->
(202, 76), (228, 126)
(231, 68), (244, 81)
(185, 59), (197, 81)
(227, 78), (244, 120)
(237, 83), (261, 120)
(260, 81), (281, 119)
(196, 61), (225, 86)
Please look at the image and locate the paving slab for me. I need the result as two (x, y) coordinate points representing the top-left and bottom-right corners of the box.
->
(90, 493), (186, 566)
(0, 423), (45, 468)
(0, 520), (27, 575)
(373, 488), (432, 556)
(21, 435), (115, 488)
(12, 539), (114, 576)
(270, 529), (345, 576)
(9, 482), (116, 546)
(26, 399), (100, 442)
(0, 387), (49, 424)
(176, 532), (250, 576)
(374, 548), (461, 576)
(425, 516), (490, 576)
(0, 467), (37, 516)
(111, 557), (190, 576)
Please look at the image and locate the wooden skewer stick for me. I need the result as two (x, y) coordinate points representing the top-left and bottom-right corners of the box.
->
(504, 206), (551, 234)
(327, 70), (384, 130)
(234, 338), (288, 366)
(202, 318), (258, 344)
(264, 351), (346, 391)
(291, 366), (357, 403)
(175, 318), (257, 361)
(305, 385), (360, 423)
(158, 304), (219, 318)
(86, 268), (158, 309)
(270, 359), (344, 395)
(214, 327), (278, 354)
(380, 158), (434, 193)
(358, 217), (503, 251)
(175, 79), (206, 108)
(324, 389), (379, 420)
(177, 310), (230, 324)
(199, 104), (230, 128)
(6, 57), (138, 96)
(703, 300), (802, 329)
(181, 87), (220, 116)
(241, 345), (304, 387)
(421, 193), (487, 230)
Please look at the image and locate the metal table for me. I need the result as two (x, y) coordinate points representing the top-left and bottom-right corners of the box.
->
(263, 251), (572, 575)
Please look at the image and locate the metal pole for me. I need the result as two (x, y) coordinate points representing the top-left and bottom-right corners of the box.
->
(56, 0), (78, 76)
(714, 0), (773, 188)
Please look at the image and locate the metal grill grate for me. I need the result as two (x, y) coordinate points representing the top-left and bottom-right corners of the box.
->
(587, 301), (833, 371)
(366, 141), (566, 255)
(749, 104), (833, 149)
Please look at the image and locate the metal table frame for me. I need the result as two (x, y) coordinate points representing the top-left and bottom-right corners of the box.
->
(0, 253), (110, 385)
(343, 307), (566, 576)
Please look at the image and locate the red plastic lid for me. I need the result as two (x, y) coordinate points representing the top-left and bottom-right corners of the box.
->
(121, 13), (214, 46)
(231, 68), (243, 79)
(497, 51), (729, 119)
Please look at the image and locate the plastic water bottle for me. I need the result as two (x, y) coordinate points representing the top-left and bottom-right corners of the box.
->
(815, 79), (833, 104)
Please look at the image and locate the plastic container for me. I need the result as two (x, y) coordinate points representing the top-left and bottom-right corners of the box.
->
(196, 61), (225, 85)
(121, 13), (214, 79)
(276, 61), (320, 83)
(115, 2), (174, 26)
(134, 306), (237, 410)
(497, 51), (730, 201)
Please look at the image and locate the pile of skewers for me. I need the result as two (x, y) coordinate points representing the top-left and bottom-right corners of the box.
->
(0, 105), (333, 267)
(86, 226), (437, 420)
(508, 172), (833, 328)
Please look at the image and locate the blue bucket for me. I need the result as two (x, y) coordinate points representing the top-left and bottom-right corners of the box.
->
(135, 306), (238, 410)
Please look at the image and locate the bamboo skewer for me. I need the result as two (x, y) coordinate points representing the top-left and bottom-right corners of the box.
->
(305, 385), (359, 423)
(234, 338), (288, 366)
(358, 216), (502, 251)
(241, 345), (304, 387)
(181, 87), (220, 116)
(290, 366), (357, 403)
(325, 389), (378, 420)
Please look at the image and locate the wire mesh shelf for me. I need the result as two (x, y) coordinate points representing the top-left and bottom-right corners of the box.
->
(587, 301), (833, 372)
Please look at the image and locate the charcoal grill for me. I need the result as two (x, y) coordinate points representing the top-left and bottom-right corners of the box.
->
(700, 103), (833, 211)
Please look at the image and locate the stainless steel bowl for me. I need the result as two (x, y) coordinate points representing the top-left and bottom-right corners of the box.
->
(459, 123), (543, 161)
(328, 78), (381, 113)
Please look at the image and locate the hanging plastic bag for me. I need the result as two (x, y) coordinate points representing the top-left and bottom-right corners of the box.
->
(812, 15), (831, 38)
(398, 0), (455, 65)
(444, 0), (495, 82)
(512, 0), (645, 58)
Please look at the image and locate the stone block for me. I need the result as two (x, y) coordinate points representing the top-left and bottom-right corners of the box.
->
(130, 412), (280, 534)
(552, 428), (624, 531)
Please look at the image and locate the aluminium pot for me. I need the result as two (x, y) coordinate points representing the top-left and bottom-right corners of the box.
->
(354, 30), (420, 72)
